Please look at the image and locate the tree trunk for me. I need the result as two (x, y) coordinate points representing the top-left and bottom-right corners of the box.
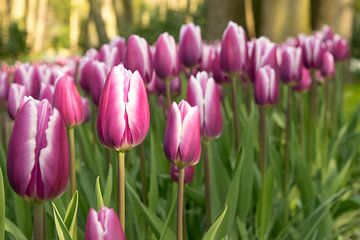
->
(25, 0), (37, 47)
(88, 0), (109, 44)
(112, 0), (122, 33)
(69, 0), (80, 52)
(33, 0), (48, 52)
(122, 0), (133, 26)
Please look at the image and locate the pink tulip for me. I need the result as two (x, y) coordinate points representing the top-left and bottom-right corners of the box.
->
(293, 67), (312, 92)
(13, 63), (40, 98)
(38, 83), (55, 104)
(299, 35), (326, 69)
(7, 83), (28, 120)
(170, 164), (195, 184)
(96, 44), (121, 67)
(254, 66), (279, 106)
(320, 51), (335, 78)
(278, 46), (303, 84)
(0, 71), (9, 101)
(179, 23), (202, 67)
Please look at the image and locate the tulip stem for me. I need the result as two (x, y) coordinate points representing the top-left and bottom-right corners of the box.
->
(67, 128), (76, 195)
(202, 140), (212, 227)
(165, 79), (172, 109)
(33, 202), (45, 240)
(177, 167), (185, 240)
(259, 106), (266, 177)
(231, 75), (240, 150)
(118, 151), (126, 230)
(283, 87), (291, 222)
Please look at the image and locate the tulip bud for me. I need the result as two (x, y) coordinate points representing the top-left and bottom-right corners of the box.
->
(89, 61), (109, 105)
(97, 65), (150, 151)
(170, 164), (195, 184)
(212, 46), (230, 83)
(187, 72), (222, 139)
(154, 33), (180, 79)
(254, 66), (279, 106)
(110, 36), (126, 63)
(300, 36), (326, 69)
(85, 48), (98, 59)
(179, 23), (202, 68)
(319, 25), (334, 41)
(293, 67), (312, 92)
(0, 71), (9, 101)
(200, 44), (214, 72)
(164, 100), (201, 167)
(7, 83), (28, 120)
(220, 21), (248, 74)
(54, 74), (84, 127)
(38, 83), (55, 104)
(78, 58), (94, 93)
(96, 44), (121, 67)
(13, 63), (40, 98)
(320, 51), (335, 78)
(37, 64), (56, 85)
(85, 207), (125, 240)
(326, 35), (349, 61)
(124, 35), (153, 83)
(278, 46), (303, 84)
(7, 98), (69, 201)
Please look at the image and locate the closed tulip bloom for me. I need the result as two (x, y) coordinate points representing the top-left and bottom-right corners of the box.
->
(154, 33), (180, 79)
(89, 61), (109, 105)
(220, 21), (248, 73)
(13, 63), (40, 98)
(320, 51), (335, 78)
(200, 44), (214, 72)
(7, 83), (28, 120)
(254, 66), (279, 106)
(0, 71), (9, 101)
(293, 67), (312, 92)
(212, 46), (230, 83)
(326, 35), (349, 61)
(187, 72), (222, 139)
(54, 74), (84, 127)
(124, 35), (153, 83)
(96, 44), (121, 67)
(85, 48), (98, 59)
(37, 65), (56, 85)
(38, 83), (55, 104)
(278, 46), (303, 84)
(179, 23), (202, 67)
(300, 36), (326, 69)
(7, 98), (69, 201)
(110, 36), (127, 63)
(170, 164), (195, 184)
(85, 207), (125, 240)
(79, 58), (94, 93)
(97, 65), (150, 151)
(164, 100), (201, 167)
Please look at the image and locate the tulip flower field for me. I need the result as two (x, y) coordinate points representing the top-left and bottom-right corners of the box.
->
(0, 22), (359, 240)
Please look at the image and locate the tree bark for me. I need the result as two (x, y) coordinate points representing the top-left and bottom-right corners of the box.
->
(25, 0), (37, 47)
(33, 0), (48, 52)
(70, 0), (80, 52)
(112, 0), (122, 33)
(122, 0), (133, 26)
(88, 0), (109, 44)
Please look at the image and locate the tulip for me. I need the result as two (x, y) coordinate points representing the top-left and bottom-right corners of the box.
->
(0, 71), (9, 101)
(85, 48), (98, 59)
(89, 61), (109, 105)
(320, 51), (335, 78)
(37, 64), (56, 85)
(278, 46), (303, 84)
(293, 67), (312, 92)
(13, 63), (40, 98)
(170, 164), (195, 184)
(178, 23), (202, 68)
(220, 21), (248, 74)
(82, 97), (91, 122)
(96, 44), (121, 67)
(299, 35), (326, 69)
(200, 43), (214, 73)
(79, 58), (94, 93)
(85, 207), (125, 240)
(212, 46), (230, 84)
(147, 75), (181, 98)
(110, 36), (126, 63)
(254, 66), (279, 106)
(124, 35), (153, 83)
(326, 35), (349, 61)
(7, 83), (28, 120)
(38, 83), (55, 104)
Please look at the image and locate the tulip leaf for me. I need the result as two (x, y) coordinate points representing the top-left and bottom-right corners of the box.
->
(95, 176), (105, 210)
(52, 203), (72, 240)
(0, 167), (4, 240)
(159, 196), (176, 240)
(4, 218), (27, 240)
(202, 205), (227, 240)
(103, 166), (113, 207)
(149, 135), (159, 211)
(64, 191), (79, 239)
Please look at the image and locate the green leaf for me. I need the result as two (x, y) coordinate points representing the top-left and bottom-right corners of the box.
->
(149, 135), (159, 211)
(64, 191), (79, 239)
(4, 218), (27, 240)
(103, 166), (113, 207)
(52, 203), (72, 240)
(95, 177), (105, 210)
(0, 167), (5, 240)
(159, 197), (176, 240)
(202, 205), (227, 240)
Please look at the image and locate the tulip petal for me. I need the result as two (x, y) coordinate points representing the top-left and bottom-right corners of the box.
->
(164, 102), (182, 161)
(85, 209), (105, 240)
(204, 78), (222, 138)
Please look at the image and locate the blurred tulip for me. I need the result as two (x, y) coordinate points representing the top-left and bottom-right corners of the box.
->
(326, 35), (349, 61)
(179, 23), (202, 67)
(7, 98), (68, 201)
(85, 207), (125, 240)
(97, 65), (150, 151)
(299, 35), (326, 69)
(37, 65), (56, 85)
(54, 74), (84, 127)
(89, 61), (109, 105)
(110, 36), (126, 63)
(97, 44), (121, 67)
(38, 83), (55, 104)
(124, 35), (153, 83)
(7, 83), (28, 120)
(170, 164), (195, 184)
(220, 21), (248, 74)
(254, 66), (279, 106)
(164, 100), (201, 167)
(85, 48), (98, 59)
(0, 71), (9, 101)
(82, 97), (91, 122)
(147, 74), (181, 97)
(78, 58), (94, 93)
(293, 67), (312, 92)
(200, 43), (214, 72)
(320, 51), (335, 78)
(187, 72), (222, 139)
(13, 63), (40, 98)
(278, 46), (303, 84)
(154, 33), (180, 79)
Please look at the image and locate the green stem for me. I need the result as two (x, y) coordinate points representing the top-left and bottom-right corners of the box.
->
(165, 78), (172, 110)
(33, 202), (45, 240)
(139, 143), (148, 204)
(118, 151), (126, 230)
(242, 76), (251, 114)
(231, 75), (240, 150)
(67, 128), (76, 195)
(202, 140), (211, 227)
(259, 106), (266, 178)
(308, 72), (317, 163)
(177, 167), (185, 240)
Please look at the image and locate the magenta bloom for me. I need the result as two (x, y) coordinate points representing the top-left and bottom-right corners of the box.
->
(110, 36), (127, 63)
(187, 72), (222, 139)
(82, 97), (91, 122)
(326, 35), (349, 61)
(37, 64), (56, 85)
(278, 46), (303, 84)
(54, 74), (85, 127)
(13, 63), (40, 98)
(38, 83), (55, 104)
(154, 33), (180, 79)
(7, 98), (69, 201)
(254, 66), (279, 106)
(164, 100), (201, 167)
(97, 65), (150, 151)
(293, 67), (312, 92)
(220, 21), (248, 74)
(179, 23), (202, 67)
(7, 83), (28, 120)
(299, 35), (326, 69)
(0, 71), (9, 101)
(88, 61), (109, 105)
(320, 51), (335, 78)
(85, 207), (125, 240)
(200, 44), (214, 72)
(124, 35), (153, 83)
(170, 164), (195, 184)
(96, 44), (121, 67)
(79, 58), (95, 93)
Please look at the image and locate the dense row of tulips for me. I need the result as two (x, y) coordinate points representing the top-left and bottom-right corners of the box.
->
(0, 21), (350, 240)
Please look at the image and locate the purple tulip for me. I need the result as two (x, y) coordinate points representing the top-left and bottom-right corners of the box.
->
(278, 46), (303, 84)
(7, 83), (28, 120)
(299, 35), (326, 69)
(187, 72), (222, 139)
(37, 65), (56, 85)
(88, 61), (109, 105)
(0, 71), (9, 101)
(13, 63), (40, 98)
(320, 51), (335, 78)
(78, 58), (94, 93)
(124, 35), (153, 83)
(38, 83), (55, 104)
(293, 67), (312, 92)
(85, 207), (125, 240)
(212, 46), (230, 83)
(96, 44), (121, 67)
(110, 36), (126, 63)
(200, 43), (214, 72)
(85, 48), (98, 59)
(170, 164), (195, 184)
(164, 100), (201, 167)
(54, 74), (85, 127)
(7, 98), (69, 201)
(319, 25), (334, 41)
(179, 23), (202, 67)
(154, 33), (180, 79)
(97, 65), (150, 151)
(326, 35), (349, 61)
(147, 74), (181, 97)
(220, 21), (248, 74)
(254, 66), (279, 106)
(82, 97), (91, 123)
